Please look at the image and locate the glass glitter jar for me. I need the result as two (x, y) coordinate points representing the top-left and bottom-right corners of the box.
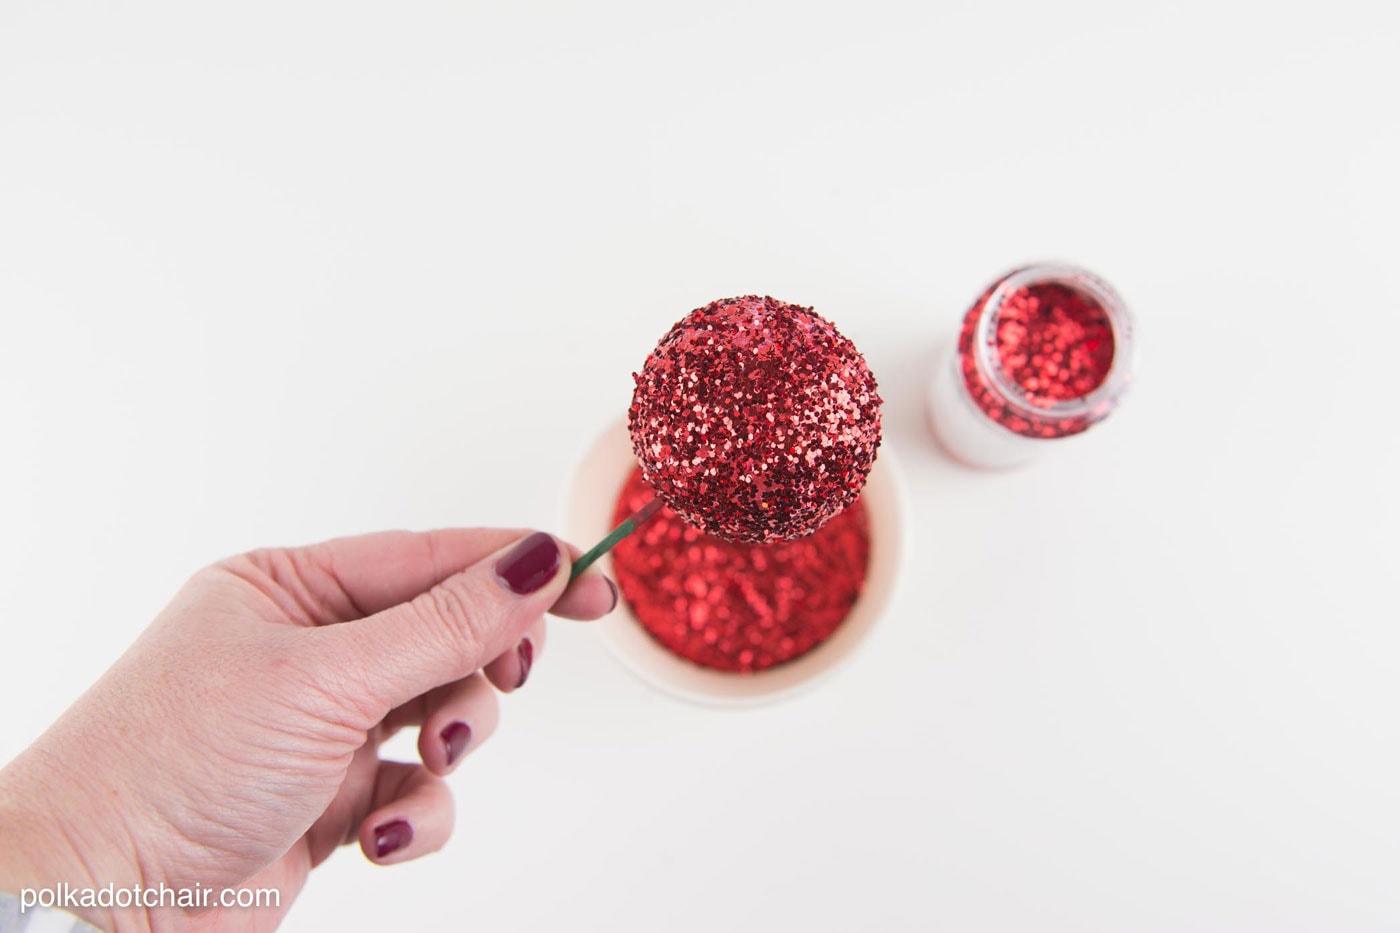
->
(566, 420), (906, 707)
(928, 263), (1137, 469)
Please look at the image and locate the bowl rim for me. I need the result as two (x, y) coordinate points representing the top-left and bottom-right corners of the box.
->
(562, 418), (908, 707)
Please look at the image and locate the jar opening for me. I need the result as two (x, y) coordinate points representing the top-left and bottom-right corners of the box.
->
(972, 264), (1135, 425)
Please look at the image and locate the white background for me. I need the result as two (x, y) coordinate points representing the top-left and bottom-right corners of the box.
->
(2, 1), (1398, 930)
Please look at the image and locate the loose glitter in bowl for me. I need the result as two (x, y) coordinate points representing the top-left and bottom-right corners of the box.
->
(958, 274), (1118, 438)
(628, 296), (882, 544)
(610, 466), (870, 673)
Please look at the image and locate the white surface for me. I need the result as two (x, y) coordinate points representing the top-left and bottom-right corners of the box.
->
(1, 2), (1397, 931)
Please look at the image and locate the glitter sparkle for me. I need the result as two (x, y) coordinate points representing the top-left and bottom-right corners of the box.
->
(958, 278), (1117, 438)
(628, 295), (882, 543)
(610, 466), (870, 673)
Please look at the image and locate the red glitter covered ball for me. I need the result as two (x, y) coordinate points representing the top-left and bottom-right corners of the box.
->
(628, 296), (882, 544)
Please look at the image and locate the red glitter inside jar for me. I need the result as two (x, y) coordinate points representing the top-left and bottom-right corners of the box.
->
(957, 270), (1123, 438)
(610, 466), (870, 673)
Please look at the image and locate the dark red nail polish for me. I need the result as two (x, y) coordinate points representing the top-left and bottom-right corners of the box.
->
(374, 820), (412, 858)
(516, 638), (534, 688)
(495, 533), (561, 595)
(441, 721), (472, 766)
(605, 577), (619, 613)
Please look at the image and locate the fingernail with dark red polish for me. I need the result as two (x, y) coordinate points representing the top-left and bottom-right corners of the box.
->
(495, 533), (561, 595)
(605, 578), (619, 613)
(374, 820), (412, 859)
(516, 638), (534, 688)
(441, 721), (472, 767)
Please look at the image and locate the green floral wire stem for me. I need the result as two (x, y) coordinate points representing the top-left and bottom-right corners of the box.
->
(570, 497), (663, 580)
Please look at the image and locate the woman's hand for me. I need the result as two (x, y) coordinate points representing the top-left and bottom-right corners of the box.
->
(0, 528), (616, 931)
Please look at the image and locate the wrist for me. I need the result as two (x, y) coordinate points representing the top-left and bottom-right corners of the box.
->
(0, 754), (152, 933)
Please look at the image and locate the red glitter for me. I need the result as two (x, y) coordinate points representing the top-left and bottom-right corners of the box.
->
(958, 276), (1117, 438)
(628, 296), (882, 543)
(610, 466), (869, 673)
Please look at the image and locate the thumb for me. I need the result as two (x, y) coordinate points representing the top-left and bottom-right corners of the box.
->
(312, 531), (571, 720)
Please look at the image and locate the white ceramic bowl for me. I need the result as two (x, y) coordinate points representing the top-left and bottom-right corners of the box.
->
(565, 419), (906, 707)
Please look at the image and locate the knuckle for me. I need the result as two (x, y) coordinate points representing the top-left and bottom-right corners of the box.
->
(416, 576), (493, 657)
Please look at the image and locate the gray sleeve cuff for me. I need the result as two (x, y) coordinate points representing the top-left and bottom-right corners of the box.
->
(0, 893), (102, 933)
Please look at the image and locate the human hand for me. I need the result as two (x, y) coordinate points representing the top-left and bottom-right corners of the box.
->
(0, 528), (616, 931)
